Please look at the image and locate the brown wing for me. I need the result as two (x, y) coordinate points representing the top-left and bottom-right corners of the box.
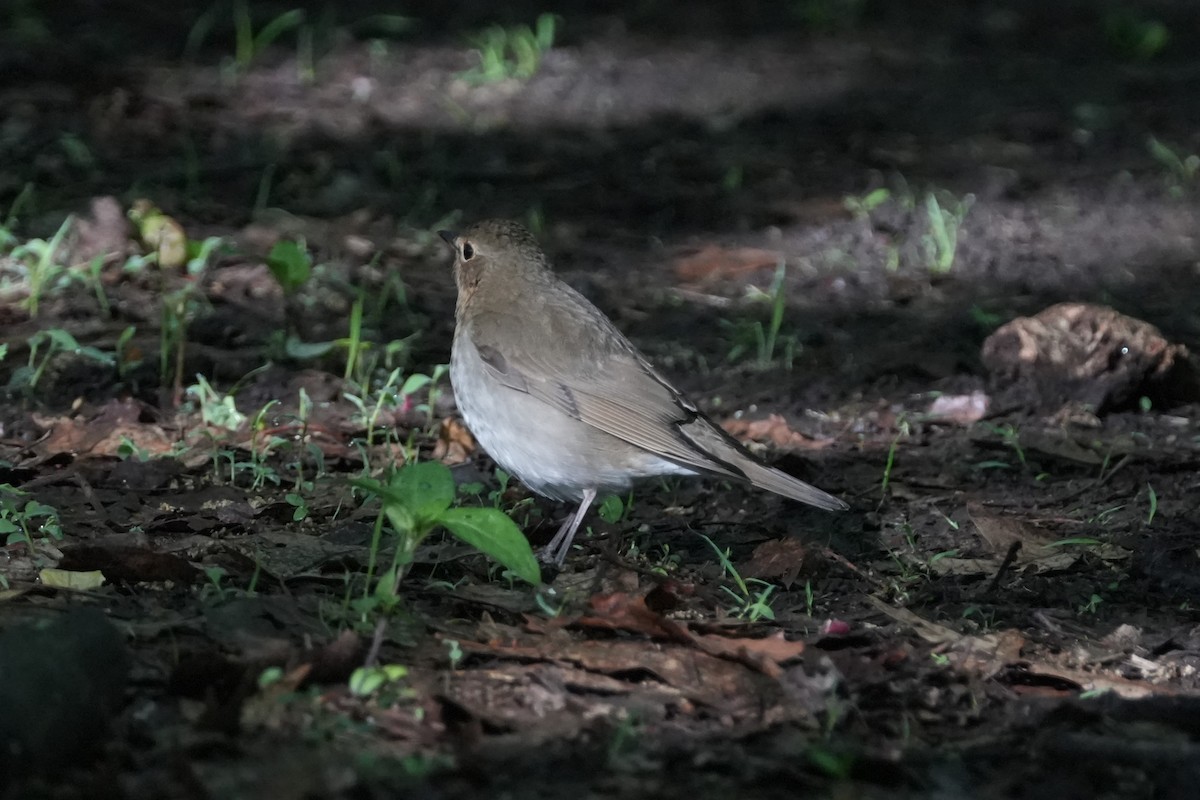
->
(461, 266), (848, 511)
(466, 301), (748, 480)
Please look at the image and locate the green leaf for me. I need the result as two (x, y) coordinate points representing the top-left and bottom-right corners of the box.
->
(384, 503), (417, 538)
(284, 336), (335, 359)
(266, 239), (312, 294)
(349, 666), (386, 696)
(439, 507), (541, 585)
(399, 373), (431, 397)
(39, 328), (81, 351)
(598, 494), (624, 524)
(390, 461), (455, 522)
(254, 9), (306, 52)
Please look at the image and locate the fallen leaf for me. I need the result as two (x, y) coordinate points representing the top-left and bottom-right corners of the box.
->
(31, 398), (178, 463)
(867, 596), (960, 644)
(432, 416), (476, 465)
(740, 537), (809, 587)
(968, 504), (1129, 571)
(941, 630), (1025, 678)
(674, 244), (781, 284)
(690, 630), (805, 678)
(39, 568), (106, 591)
(576, 592), (693, 642)
(458, 637), (772, 709)
(721, 413), (835, 453)
(1007, 659), (1173, 699)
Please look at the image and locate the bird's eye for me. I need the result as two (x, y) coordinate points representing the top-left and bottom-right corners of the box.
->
(461, 242), (475, 260)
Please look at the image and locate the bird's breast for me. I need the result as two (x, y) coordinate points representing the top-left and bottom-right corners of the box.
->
(449, 332), (693, 501)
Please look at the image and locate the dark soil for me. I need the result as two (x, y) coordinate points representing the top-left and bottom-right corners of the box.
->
(3, 1), (1200, 798)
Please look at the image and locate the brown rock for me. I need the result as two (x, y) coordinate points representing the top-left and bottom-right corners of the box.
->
(981, 302), (1198, 412)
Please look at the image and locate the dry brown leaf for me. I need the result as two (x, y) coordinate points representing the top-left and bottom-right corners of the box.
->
(967, 503), (1129, 571)
(673, 244), (781, 284)
(941, 630), (1025, 678)
(576, 592), (693, 642)
(690, 630), (805, 678)
(432, 416), (476, 465)
(1011, 659), (1175, 699)
(721, 413), (834, 453)
(457, 637), (766, 708)
(927, 556), (1003, 577)
(740, 537), (809, 587)
(866, 596), (960, 644)
(1019, 430), (1107, 465)
(31, 399), (178, 462)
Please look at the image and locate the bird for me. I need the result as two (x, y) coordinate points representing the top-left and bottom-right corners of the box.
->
(440, 220), (848, 566)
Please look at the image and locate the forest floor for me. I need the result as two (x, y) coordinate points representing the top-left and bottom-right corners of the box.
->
(2, 2), (1200, 798)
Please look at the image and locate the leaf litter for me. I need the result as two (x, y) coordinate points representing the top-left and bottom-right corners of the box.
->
(4, 5), (1200, 799)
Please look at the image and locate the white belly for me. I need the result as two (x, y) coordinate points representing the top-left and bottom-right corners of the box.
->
(450, 334), (694, 501)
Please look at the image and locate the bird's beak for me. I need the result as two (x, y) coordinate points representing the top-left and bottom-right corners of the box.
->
(437, 229), (458, 247)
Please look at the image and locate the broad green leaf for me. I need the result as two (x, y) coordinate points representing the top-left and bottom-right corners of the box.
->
(349, 666), (386, 696)
(348, 663), (407, 697)
(266, 239), (312, 294)
(399, 373), (431, 397)
(381, 664), (408, 681)
(384, 503), (417, 538)
(390, 462), (455, 522)
(350, 479), (420, 542)
(439, 507), (541, 585)
(598, 494), (624, 524)
(350, 475), (400, 503)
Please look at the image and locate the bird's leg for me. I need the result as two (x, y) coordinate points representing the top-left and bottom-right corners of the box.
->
(540, 488), (597, 566)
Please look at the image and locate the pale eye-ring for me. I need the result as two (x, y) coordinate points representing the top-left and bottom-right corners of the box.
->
(461, 241), (475, 260)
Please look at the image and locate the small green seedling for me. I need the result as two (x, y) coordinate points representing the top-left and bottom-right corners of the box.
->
(1147, 136), (1199, 195)
(353, 461), (541, 588)
(844, 187), (890, 221)
(699, 533), (779, 621)
(348, 664), (408, 697)
(10, 215), (73, 316)
(10, 328), (116, 393)
(0, 484), (62, 551)
(461, 14), (557, 84)
(922, 191), (973, 274)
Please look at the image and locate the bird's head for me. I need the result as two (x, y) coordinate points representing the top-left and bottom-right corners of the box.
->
(439, 219), (548, 293)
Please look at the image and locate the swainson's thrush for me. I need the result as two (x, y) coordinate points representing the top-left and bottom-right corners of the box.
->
(441, 220), (847, 565)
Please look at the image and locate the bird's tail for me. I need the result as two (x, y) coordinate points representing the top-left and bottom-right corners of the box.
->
(736, 458), (849, 511)
(677, 416), (849, 511)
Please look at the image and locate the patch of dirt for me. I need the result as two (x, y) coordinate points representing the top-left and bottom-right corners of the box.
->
(3, 2), (1200, 798)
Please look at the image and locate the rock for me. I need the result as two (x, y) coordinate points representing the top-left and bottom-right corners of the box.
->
(981, 303), (1199, 412)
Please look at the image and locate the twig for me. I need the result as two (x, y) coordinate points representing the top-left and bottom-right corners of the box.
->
(986, 541), (1022, 594)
